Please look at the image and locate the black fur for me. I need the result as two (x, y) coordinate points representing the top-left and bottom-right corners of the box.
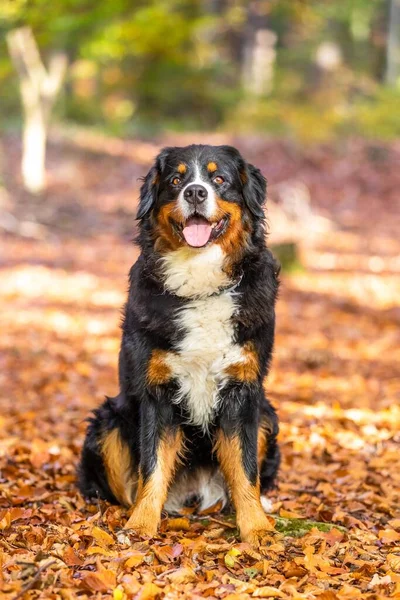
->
(78, 144), (280, 521)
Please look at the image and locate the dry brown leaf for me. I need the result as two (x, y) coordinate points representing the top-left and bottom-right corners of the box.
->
(166, 566), (197, 583)
(63, 546), (83, 566)
(387, 554), (400, 573)
(253, 585), (284, 597)
(154, 545), (177, 563)
(378, 529), (400, 543)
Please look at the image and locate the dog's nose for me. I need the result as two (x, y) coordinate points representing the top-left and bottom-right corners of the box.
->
(183, 184), (208, 205)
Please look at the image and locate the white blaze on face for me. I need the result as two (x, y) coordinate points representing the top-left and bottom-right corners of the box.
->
(177, 162), (218, 220)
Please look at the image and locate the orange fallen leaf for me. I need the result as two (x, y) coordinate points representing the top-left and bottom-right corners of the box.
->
(279, 509), (305, 519)
(91, 525), (115, 547)
(63, 546), (83, 566)
(86, 546), (118, 557)
(253, 585), (284, 597)
(81, 571), (115, 593)
(167, 517), (191, 531)
(137, 582), (162, 599)
(387, 554), (400, 572)
(378, 529), (400, 543)
(154, 545), (176, 563)
(167, 566), (197, 583)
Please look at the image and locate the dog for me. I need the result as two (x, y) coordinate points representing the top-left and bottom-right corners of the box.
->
(78, 144), (280, 545)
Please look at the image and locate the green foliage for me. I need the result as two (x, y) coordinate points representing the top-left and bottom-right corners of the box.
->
(274, 517), (346, 538)
(1, 0), (399, 138)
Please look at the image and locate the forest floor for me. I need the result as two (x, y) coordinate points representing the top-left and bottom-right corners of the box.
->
(0, 132), (399, 599)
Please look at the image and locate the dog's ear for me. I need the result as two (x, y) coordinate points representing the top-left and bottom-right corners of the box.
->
(241, 163), (267, 218)
(136, 147), (173, 220)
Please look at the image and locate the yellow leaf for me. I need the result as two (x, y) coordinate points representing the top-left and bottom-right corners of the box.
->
(86, 546), (117, 557)
(253, 586), (284, 597)
(125, 553), (145, 568)
(0, 512), (11, 531)
(113, 587), (126, 600)
(91, 526), (114, 547)
(379, 529), (400, 543)
(137, 582), (162, 600)
(279, 509), (305, 519)
(387, 554), (400, 572)
(224, 553), (236, 568)
(167, 517), (190, 531)
(224, 547), (241, 568)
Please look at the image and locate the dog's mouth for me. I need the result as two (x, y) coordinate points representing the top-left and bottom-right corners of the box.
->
(173, 215), (229, 248)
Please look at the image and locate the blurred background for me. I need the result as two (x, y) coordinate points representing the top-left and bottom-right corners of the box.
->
(0, 3), (400, 582)
(2, 0), (400, 143)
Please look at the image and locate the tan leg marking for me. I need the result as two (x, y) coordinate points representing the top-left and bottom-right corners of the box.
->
(101, 429), (136, 507)
(147, 349), (172, 386)
(125, 431), (183, 536)
(257, 421), (269, 469)
(215, 432), (272, 545)
(226, 342), (259, 382)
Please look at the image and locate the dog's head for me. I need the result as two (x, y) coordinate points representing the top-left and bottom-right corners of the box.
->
(137, 145), (266, 256)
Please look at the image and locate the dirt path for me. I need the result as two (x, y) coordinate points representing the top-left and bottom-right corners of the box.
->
(1, 135), (399, 599)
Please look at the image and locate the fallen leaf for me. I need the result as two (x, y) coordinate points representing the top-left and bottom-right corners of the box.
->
(387, 554), (400, 572)
(167, 566), (197, 583)
(368, 573), (391, 588)
(91, 526), (115, 547)
(378, 529), (400, 543)
(167, 517), (190, 531)
(137, 582), (162, 599)
(253, 585), (284, 597)
(63, 546), (83, 566)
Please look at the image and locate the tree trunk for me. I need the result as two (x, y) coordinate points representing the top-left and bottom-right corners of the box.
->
(241, 3), (277, 96)
(22, 107), (47, 194)
(386, 0), (400, 85)
(6, 27), (67, 193)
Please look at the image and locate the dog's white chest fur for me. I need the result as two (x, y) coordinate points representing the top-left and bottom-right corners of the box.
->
(162, 245), (243, 428)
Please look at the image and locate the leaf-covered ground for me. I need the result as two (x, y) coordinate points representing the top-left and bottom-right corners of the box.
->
(1, 134), (399, 599)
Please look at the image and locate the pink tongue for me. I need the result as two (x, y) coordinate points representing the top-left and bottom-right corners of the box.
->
(182, 218), (212, 247)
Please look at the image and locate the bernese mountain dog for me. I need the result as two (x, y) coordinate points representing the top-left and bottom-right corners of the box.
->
(78, 144), (280, 545)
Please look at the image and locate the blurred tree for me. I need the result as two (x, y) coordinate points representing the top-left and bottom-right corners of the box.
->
(242, 1), (277, 96)
(6, 27), (67, 193)
(0, 0), (399, 139)
(386, 0), (400, 85)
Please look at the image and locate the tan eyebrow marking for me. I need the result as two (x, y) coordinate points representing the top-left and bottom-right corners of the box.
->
(177, 163), (187, 174)
(207, 162), (218, 173)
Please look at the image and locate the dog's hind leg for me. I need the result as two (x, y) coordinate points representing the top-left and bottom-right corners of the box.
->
(258, 400), (280, 494)
(78, 395), (138, 506)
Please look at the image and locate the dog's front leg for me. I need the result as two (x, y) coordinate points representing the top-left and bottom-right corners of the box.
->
(125, 400), (182, 536)
(216, 400), (272, 545)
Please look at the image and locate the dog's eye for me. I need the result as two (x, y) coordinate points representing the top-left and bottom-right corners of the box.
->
(172, 177), (181, 186)
(213, 176), (225, 185)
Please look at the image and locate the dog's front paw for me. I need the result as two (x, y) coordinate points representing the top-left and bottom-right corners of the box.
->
(241, 527), (272, 546)
(124, 514), (158, 537)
